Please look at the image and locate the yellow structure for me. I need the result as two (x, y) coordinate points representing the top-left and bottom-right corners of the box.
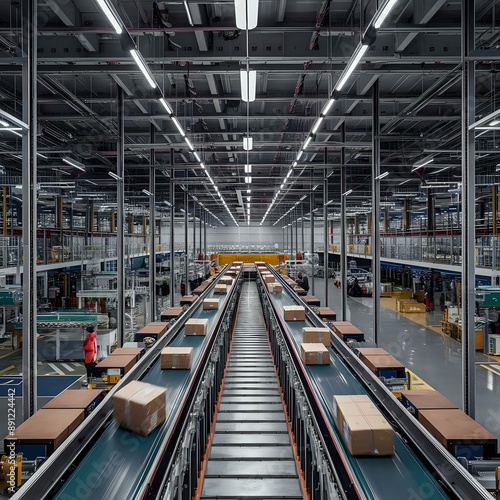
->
(211, 253), (287, 267)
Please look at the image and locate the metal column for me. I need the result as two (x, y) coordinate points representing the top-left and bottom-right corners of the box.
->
(116, 86), (125, 347)
(310, 178), (315, 295)
(21, 0), (38, 420)
(462, 0), (476, 417)
(170, 150), (175, 307)
(324, 165), (329, 306)
(184, 186), (189, 295)
(372, 80), (381, 345)
(149, 124), (156, 323)
(340, 123), (348, 320)
(301, 205), (304, 253)
(203, 210), (207, 259)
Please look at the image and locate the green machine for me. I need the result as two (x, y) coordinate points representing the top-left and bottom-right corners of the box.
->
(475, 286), (500, 307)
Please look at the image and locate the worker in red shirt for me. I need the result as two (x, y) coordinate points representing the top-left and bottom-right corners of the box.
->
(83, 326), (97, 383)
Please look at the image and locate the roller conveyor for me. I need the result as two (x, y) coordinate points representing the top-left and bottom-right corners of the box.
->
(200, 281), (303, 499)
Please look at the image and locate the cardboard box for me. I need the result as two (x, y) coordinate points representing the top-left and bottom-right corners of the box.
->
(263, 275), (274, 284)
(5, 408), (85, 459)
(112, 380), (166, 436)
(283, 305), (305, 321)
(95, 353), (137, 376)
(365, 414), (394, 455)
(161, 346), (193, 369)
(303, 327), (330, 346)
(361, 354), (406, 379)
(302, 295), (321, 306)
(160, 307), (184, 321)
(268, 282), (283, 293)
(332, 394), (394, 456)
(418, 409), (497, 458)
(203, 298), (220, 310)
(134, 322), (168, 342)
(400, 390), (458, 419)
(185, 318), (208, 336)
(214, 284), (228, 294)
(43, 389), (104, 417)
(317, 307), (336, 320)
(356, 347), (389, 358)
(300, 343), (329, 365)
(220, 277), (233, 286)
(343, 414), (373, 456)
(110, 347), (145, 361)
(180, 295), (198, 307)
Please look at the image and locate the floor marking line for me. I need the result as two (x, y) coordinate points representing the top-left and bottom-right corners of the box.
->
(48, 363), (64, 375)
(60, 363), (75, 371)
(0, 365), (15, 375)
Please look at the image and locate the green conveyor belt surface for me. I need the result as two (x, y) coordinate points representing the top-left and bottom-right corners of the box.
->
(54, 290), (231, 499)
(269, 289), (450, 499)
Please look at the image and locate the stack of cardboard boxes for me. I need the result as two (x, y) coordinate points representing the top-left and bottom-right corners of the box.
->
(333, 394), (394, 456)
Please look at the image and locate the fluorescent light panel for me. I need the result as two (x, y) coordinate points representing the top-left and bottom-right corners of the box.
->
(336, 44), (369, 91)
(243, 136), (253, 150)
(240, 70), (256, 102)
(234, 0), (259, 30)
(130, 49), (157, 89)
(159, 98), (172, 114)
(62, 157), (85, 171)
(373, 0), (399, 29)
(171, 116), (185, 136)
(96, 0), (122, 34)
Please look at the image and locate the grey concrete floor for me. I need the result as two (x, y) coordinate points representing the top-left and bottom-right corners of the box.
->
(309, 276), (500, 444)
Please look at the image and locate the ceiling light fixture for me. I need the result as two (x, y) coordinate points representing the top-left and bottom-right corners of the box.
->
(245, 176), (252, 184)
(374, 171), (389, 180)
(342, 189), (353, 196)
(142, 189), (154, 196)
(240, 69), (256, 102)
(0, 119), (8, 127)
(183, 0), (194, 26)
(336, 44), (369, 91)
(130, 49), (157, 89)
(243, 136), (253, 150)
(412, 157), (434, 171)
(185, 137), (194, 151)
(62, 157), (85, 171)
(311, 117), (324, 134)
(159, 98), (173, 114)
(108, 171), (122, 181)
(244, 164), (252, 173)
(234, 0), (259, 30)
(95, 0), (123, 34)
(171, 116), (185, 137)
(373, 0), (399, 29)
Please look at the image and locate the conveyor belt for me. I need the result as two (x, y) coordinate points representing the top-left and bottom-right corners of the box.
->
(200, 282), (303, 499)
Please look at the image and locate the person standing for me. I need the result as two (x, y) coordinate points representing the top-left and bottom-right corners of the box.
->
(83, 325), (97, 383)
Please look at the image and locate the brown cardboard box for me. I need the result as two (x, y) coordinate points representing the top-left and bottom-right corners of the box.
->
(220, 277), (233, 286)
(110, 347), (145, 359)
(303, 327), (330, 346)
(43, 389), (104, 416)
(332, 394), (372, 431)
(203, 298), (220, 310)
(7, 408), (85, 454)
(300, 343), (329, 365)
(418, 409), (497, 451)
(180, 295), (198, 307)
(331, 322), (363, 336)
(400, 390), (458, 420)
(214, 284), (228, 294)
(185, 318), (208, 336)
(160, 307), (184, 320)
(137, 322), (168, 337)
(161, 346), (193, 369)
(365, 414), (394, 455)
(343, 414), (373, 456)
(356, 347), (389, 359)
(283, 305), (305, 321)
(263, 275), (274, 284)
(268, 282), (283, 293)
(112, 380), (166, 436)
(362, 354), (405, 374)
(96, 353), (137, 374)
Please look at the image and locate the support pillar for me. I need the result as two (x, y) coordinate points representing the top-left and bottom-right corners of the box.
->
(116, 86), (125, 347)
(340, 123), (348, 320)
(21, 0), (38, 419)
(461, 0), (476, 417)
(170, 149), (175, 307)
(372, 79), (381, 345)
(149, 124), (156, 322)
